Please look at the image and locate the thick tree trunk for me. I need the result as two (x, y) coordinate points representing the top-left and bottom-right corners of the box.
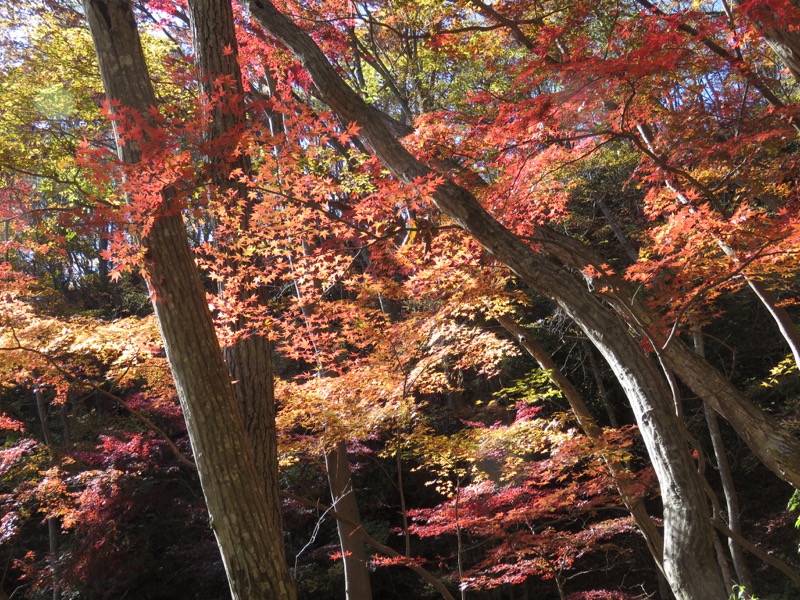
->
(245, 3), (729, 597)
(82, 2), (293, 598)
(325, 441), (373, 600)
(738, 0), (800, 82)
(223, 336), (284, 532)
(186, 1), (296, 593)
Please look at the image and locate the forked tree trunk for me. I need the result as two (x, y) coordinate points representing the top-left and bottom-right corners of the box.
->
(82, 1), (293, 597)
(692, 328), (753, 593)
(245, 3), (728, 597)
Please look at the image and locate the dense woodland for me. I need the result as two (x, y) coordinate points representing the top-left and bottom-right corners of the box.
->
(1, 0), (800, 598)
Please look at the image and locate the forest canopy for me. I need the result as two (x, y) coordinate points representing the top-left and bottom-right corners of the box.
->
(1, 0), (800, 599)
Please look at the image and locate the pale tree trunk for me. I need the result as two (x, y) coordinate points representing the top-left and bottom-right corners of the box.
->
(35, 388), (61, 600)
(635, 122), (800, 374)
(187, 0), (295, 585)
(692, 328), (753, 593)
(325, 441), (373, 600)
(82, 1), (293, 597)
(245, 3), (728, 597)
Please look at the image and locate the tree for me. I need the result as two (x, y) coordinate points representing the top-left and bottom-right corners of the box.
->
(242, 0), (800, 597)
(4, 0), (800, 597)
(79, 0), (293, 597)
(183, 0), (296, 593)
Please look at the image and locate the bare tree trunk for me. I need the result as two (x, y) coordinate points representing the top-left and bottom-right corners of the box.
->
(693, 328), (753, 593)
(581, 337), (619, 428)
(743, 277), (800, 371)
(35, 388), (61, 600)
(82, 2), (293, 597)
(186, 1), (295, 590)
(532, 226), (800, 490)
(325, 441), (373, 600)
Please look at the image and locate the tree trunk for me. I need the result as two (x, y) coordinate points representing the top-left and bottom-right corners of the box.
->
(35, 388), (61, 600)
(325, 441), (373, 600)
(693, 328), (753, 593)
(738, 0), (800, 82)
(581, 337), (619, 428)
(186, 1), (295, 590)
(82, 2), (293, 597)
(245, 3), (729, 596)
(223, 337), (284, 532)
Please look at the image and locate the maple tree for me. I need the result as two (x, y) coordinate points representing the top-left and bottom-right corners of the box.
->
(2, 0), (800, 598)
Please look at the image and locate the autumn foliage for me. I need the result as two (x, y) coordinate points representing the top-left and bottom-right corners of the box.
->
(2, 0), (800, 598)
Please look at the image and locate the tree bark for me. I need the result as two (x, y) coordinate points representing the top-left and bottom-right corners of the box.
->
(581, 337), (619, 428)
(35, 388), (61, 600)
(737, 0), (800, 83)
(186, 2), (295, 592)
(245, 2), (729, 597)
(82, 2), (293, 598)
(325, 441), (373, 600)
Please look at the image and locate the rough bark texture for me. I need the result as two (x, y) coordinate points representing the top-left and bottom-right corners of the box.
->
(186, 1), (295, 592)
(245, 2), (729, 597)
(325, 441), (373, 600)
(82, 1), (293, 598)
(223, 336), (284, 533)
(739, 0), (800, 82)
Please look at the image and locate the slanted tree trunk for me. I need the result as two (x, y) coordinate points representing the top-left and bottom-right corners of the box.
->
(245, 2), (728, 596)
(692, 328), (753, 593)
(737, 0), (800, 82)
(82, 2), (293, 597)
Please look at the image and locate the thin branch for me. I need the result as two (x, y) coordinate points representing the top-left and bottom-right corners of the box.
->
(0, 334), (196, 469)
